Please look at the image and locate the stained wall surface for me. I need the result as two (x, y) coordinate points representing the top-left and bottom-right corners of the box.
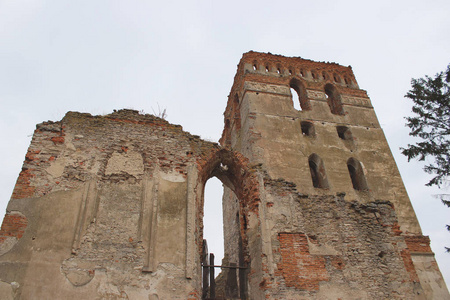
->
(0, 52), (449, 299)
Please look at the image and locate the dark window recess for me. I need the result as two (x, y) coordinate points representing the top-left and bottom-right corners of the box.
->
(309, 154), (329, 189)
(333, 74), (340, 83)
(301, 121), (315, 137)
(336, 126), (353, 140)
(347, 158), (369, 191)
(325, 84), (344, 115)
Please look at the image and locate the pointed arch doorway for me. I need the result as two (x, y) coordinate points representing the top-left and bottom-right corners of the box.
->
(196, 149), (258, 300)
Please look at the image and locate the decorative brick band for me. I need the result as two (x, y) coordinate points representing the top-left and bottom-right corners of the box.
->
(341, 95), (372, 108)
(243, 81), (290, 96)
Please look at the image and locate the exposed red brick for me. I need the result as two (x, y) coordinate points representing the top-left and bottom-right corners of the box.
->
(404, 235), (432, 253)
(25, 150), (41, 162)
(0, 212), (28, 244)
(11, 168), (36, 199)
(187, 290), (199, 300)
(400, 248), (420, 282)
(276, 233), (328, 291)
(50, 136), (65, 144)
(391, 223), (402, 236)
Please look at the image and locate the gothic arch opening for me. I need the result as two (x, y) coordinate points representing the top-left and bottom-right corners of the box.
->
(347, 157), (369, 191)
(308, 154), (329, 189)
(324, 83), (344, 115)
(290, 78), (310, 111)
(198, 149), (258, 299)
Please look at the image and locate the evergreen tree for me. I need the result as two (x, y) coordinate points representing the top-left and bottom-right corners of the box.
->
(401, 64), (450, 251)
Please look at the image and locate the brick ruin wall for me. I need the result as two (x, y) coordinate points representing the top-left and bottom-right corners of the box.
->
(0, 109), (265, 299)
(262, 177), (425, 299)
(0, 110), (221, 299)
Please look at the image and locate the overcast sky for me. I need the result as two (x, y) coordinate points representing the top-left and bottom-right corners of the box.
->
(1, 0), (449, 285)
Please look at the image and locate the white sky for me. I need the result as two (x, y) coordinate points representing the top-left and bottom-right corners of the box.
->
(0, 0), (449, 286)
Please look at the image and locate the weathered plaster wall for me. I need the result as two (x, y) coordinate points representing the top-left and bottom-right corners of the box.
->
(222, 52), (420, 235)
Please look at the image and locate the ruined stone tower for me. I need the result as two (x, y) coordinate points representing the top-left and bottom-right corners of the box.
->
(0, 52), (448, 299)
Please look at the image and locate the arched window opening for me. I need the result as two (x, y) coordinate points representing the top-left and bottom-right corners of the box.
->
(289, 69), (293, 75)
(252, 64), (257, 71)
(301, 121), (315, 137)
(308, 154), (329, 189)
(324, 83), (344, 115)
(300, 69), (305, 77)
(322, 71), (329, 81)
(347, 158), (369, 191)
(265, 65), (269, 72)
(311, 71), (317, 79)
(290, 79), (310, 111)
(336, 126), (353, 140)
